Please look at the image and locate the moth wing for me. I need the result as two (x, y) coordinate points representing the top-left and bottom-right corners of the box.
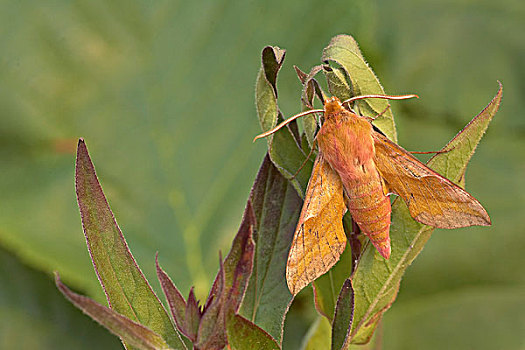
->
(286, 154), (348, 296)
(373, 131), (490, 228)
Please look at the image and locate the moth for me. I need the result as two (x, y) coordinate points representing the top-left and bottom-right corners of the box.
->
(255, 95), (491, 295)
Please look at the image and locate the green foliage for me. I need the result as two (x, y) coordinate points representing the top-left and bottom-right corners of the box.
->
(312, 244), (353, 322)
(75, 140), (183, 349)
(53, 35), (503, 349)
(58, 139), (265, 348)
(255, 34), (501, 347)
(226, 314), (280, 350)
(331, 280), (354, 350)
(1, 1), (523, 348)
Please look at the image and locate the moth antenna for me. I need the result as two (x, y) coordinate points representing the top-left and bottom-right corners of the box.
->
(342, 94), (418, 107)
(253, 109), (323, 142)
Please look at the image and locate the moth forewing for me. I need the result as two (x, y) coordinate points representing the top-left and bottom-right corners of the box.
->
(372, 131), (491, 228)
(286, 154), (347, 295)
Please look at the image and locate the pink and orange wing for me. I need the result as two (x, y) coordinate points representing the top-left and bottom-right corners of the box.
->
(286, 154), (348, 295)
(373, 132), (490, 228)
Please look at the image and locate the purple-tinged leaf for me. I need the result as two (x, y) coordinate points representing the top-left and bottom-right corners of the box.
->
(239, 155), (302, 344)
(196, 202), (256, 349)
(56, 274), (173, 350)
(74, 139), (184, 349)
(196, 256), (227, 350)
(294, 65), (308, 84)
(221, 201), (256, 311)
(156, 257), (190, 341)
(226, 314), (280, 350)
(185, 288), (201, 342)
(331, 279), (354, 350)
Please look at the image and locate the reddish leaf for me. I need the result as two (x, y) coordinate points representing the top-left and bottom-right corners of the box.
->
(56, 274), (173, 350)
(196, 202), (256, 349)
(196, 256), (226, 350)
(156, 257), (190, 341)
(239, 155), (302, 343)
(185, 288), (201, 342)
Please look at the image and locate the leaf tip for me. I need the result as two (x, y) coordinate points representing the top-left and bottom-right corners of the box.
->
(75, 138), (91, 169)
(77, 138), (87, 154)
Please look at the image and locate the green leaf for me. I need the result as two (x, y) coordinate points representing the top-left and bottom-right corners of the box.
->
(74, 139), (184, 349)
(300, 317), (332, 350)
(226, 314), (280, 350)
(255, 46), (312, 196)
(256, 46), (286, 136)
(239, 155), (302, 343)
(349, 86), (502, 343)
(312, 243), (353, 321)
(56, 274), (174, 350)
(322, 34), (398, 142)
(331, 279), (354, 350)
(323, 65), (353, 103)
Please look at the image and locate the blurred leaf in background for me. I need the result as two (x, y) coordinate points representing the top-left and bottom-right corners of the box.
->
(0, 0), (523, 349)
(0, 245), (121, 349)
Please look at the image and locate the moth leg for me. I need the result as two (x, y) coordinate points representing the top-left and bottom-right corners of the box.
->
(409, 149), (450, 155)
(291, 138), (318, 179)
(368, 104), (391, 122)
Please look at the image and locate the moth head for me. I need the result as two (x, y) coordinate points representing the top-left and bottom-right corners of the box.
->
(323, 96), (344, 116)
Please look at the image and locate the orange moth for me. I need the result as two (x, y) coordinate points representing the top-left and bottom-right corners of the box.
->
(255, 95), (491, 295)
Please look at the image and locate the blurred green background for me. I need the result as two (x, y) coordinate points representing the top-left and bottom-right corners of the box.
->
(1, 1), (523, 349)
